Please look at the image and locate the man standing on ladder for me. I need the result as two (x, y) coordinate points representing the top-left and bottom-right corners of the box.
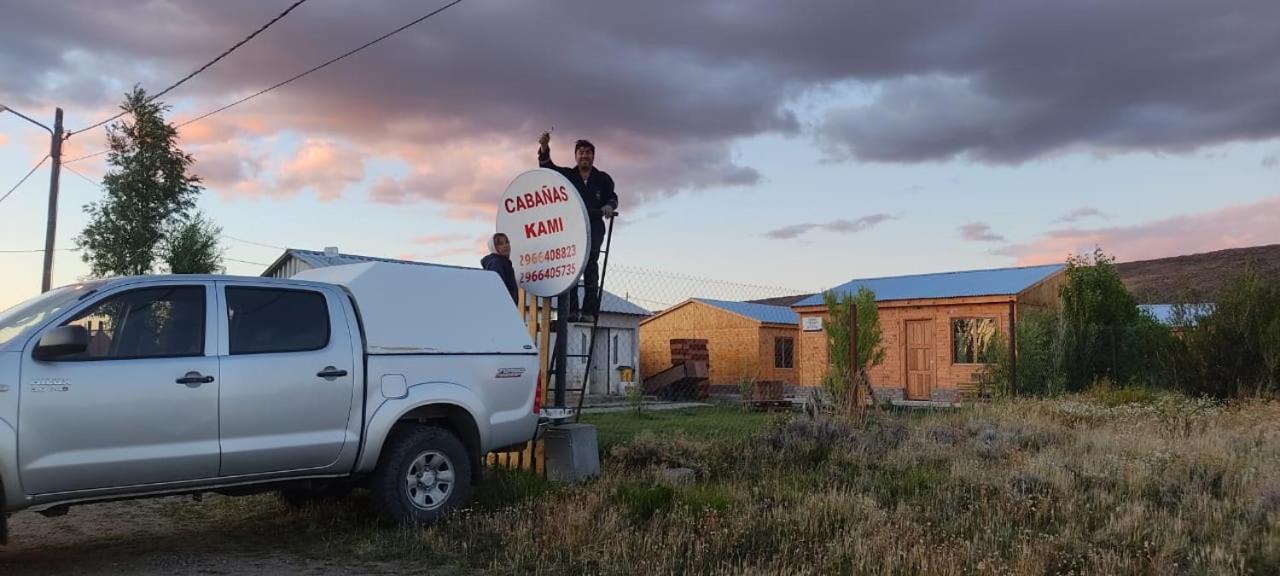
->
(538, 131), (617, 323)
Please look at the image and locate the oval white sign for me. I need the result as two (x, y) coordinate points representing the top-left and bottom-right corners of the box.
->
(496, 169), (590, 297)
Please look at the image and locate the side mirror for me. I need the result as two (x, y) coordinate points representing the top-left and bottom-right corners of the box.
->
(33, 325), (90, 361)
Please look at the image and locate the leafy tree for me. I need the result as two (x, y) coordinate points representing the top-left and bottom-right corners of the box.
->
(164, 211), (224, 274)
(821, 286), (884, 410)
(76, 85), (212, 276)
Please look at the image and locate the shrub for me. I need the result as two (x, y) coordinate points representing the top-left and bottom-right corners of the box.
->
(821, 287), (884, 410)
(1178, 266), (1280, 398)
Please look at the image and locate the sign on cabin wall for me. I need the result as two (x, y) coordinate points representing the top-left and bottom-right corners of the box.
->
(496, 168), (591, 297)
(802, 317), (824, 332)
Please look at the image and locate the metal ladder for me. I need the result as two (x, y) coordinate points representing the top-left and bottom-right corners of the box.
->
(544, 215), (616, 422)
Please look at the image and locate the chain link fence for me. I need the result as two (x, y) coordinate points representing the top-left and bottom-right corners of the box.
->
(604, 264), (814, 312)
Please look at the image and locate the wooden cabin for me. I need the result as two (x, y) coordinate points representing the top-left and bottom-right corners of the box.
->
(639, 298), (799, 389)
(792, 264), (1065, 402)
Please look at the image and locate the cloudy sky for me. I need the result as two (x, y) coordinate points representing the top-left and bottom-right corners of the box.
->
(2, 0), (1278, 310)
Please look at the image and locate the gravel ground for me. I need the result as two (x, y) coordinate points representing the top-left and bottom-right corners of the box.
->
(0, 496), (412, 576)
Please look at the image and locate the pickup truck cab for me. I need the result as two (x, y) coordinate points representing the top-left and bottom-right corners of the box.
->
(0, 261), (540, 543)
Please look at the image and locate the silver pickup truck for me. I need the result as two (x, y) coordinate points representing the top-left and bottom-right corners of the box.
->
(0, 261), (540, 543)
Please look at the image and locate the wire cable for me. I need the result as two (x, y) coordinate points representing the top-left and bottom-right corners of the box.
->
(63, 149), (110, 165)
(62, 164), (105, 191)
(176, 0), (466, 130)
(0, 248), (76, 254)
(66, 0), (466, 164)
(0, 154), (50, 206)
(69, 0), (313, 136)
(221, 234), (285, 250)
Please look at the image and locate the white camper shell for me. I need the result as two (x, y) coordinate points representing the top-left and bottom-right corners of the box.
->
(295, 262), (535, 355)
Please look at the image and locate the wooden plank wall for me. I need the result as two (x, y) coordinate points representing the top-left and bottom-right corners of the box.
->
(794, 299), (1014, 396)
(639, 301), (763, 386)
(756, 325), (800, 385)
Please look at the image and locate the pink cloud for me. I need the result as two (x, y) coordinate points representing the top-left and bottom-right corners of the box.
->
(0, 133), (8, 147)
(412, 233), (471, 245)
(190, 141), (267, 200)
(177, 115), (270, 146)
(276, 139), (365, 202)
(367, 138), (527, 218)
(996, 196), (1280, 264)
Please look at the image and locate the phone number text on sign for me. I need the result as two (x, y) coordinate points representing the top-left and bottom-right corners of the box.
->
(518, 244), (578, 267)
(496, 169), (591, 298)
(519, 263), (578, 284)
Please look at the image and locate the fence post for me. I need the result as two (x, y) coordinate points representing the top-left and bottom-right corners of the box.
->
(1009, 301), (1017, 397)
(847, 302), (860, 409)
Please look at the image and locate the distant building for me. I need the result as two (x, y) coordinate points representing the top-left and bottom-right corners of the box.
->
(792, 264), (1066, 403)
(263, 248), (650, 395)
(640, 298), (800, 389)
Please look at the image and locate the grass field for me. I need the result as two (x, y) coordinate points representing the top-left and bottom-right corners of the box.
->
(580, 405), (780, 451)
(29, 395), (1278, 575)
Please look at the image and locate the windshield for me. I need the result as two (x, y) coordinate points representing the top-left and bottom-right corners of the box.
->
(0, 283), (104, 349)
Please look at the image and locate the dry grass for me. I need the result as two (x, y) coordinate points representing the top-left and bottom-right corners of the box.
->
(190, 396), (1280, 575)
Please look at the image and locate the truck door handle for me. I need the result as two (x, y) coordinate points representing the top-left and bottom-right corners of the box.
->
(317, 367), (348, 379)
(176, 372), (215, 385)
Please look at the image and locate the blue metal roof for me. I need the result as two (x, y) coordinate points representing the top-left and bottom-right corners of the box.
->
(694, 298), (799, 325)
(795, 264), (1065, 307)
(271, 249), (649, 317)
(1139, 303), (1214, 326)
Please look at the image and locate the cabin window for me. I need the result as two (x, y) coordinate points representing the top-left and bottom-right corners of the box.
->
(952, 318), (997, 364)
(774, 337), (794, 369)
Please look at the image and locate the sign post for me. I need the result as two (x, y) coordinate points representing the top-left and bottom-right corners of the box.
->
(497, 169), (591, 418)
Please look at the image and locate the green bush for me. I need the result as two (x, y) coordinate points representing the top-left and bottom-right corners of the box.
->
(821, 287), (884, 408)
(1177, 266), (1280, 398)
(981, 249), (1181, 397)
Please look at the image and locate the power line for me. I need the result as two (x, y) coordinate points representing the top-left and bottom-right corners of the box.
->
(69, 0), (313, 136)
(63, 149), (110, 165)
(0, 248), (76, 254)
(176, 0), (467, 130)
(65, 0), (467, 165)
(0, 154), (50, 206)
(62, 164), (105, 190)
(224, 256), (270, 267)
(224, 234), (286, 249)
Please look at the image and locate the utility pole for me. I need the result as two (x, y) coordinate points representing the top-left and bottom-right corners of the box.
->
(0, 104), (64, 293)
(42, 108), (64, 293)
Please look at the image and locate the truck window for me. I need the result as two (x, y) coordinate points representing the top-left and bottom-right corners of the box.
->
(61, 286), (206, 360)
(227, 287), (330, 355)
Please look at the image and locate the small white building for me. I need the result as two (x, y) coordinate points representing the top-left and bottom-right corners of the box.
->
(263, 248), (650, 396)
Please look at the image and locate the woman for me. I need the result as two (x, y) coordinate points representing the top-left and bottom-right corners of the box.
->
(481, 232), (519, 305)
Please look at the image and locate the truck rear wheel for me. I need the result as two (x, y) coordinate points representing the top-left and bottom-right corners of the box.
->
(370, 425), (472, 525)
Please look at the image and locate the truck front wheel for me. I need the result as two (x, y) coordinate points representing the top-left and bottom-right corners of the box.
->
(370, 425), (473, 525)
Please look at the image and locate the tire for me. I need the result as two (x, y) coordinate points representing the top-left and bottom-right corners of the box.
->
(370, 425), (473, 526)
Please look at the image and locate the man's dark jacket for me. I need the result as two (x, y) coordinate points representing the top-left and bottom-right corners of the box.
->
(538, 150), (618, 219)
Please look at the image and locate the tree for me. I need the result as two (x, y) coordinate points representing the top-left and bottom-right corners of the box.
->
(1057, 247), (1149, 390)
(164, 211), (224, 274)
(821, 286), (884, 412)
(76, 85), (209, 277)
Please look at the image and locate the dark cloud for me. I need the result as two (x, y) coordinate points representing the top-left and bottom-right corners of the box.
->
(764, 214), (895, 240)
(4, 0), (1279, 208)
(1056, 207), (1109, 223)
(959, 222), (1004, 242)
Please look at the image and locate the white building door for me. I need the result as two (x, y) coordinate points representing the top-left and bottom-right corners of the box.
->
(610, 329), (635, 395)
(590, 327), (610, 395)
